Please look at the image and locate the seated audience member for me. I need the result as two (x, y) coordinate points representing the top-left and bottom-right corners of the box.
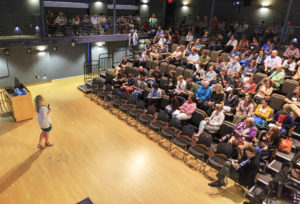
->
(157, 34), (167, 46)
(249, 37), (260, 54)
(115, 56), (128, 71)
(240, 76), (257, 95)
(184, 41), (195, 56)
(262, 50), (282, 74)
(120, 73), (137, 97)
(270, 109), (294, 135)
(268, 65), (285, 88)
(242, 60), (257, 81)
(184, 31), (194, 45)
(165, 70), (177, 91)
(215, 56), (226, 73)
(198, 51), (210, 70)
(292, 61), (300, 81)
(150, 44), (168, 60)
(166, 35), (173, 51)
(218, 70), (229, 87)
(254, 50), (266, 72)
(223, 89), (239, 113)
(224, 35), (238, 52)
(254, 79), (273, 104)
(128, 29), (138, 50)
(282, 56), (297, 77)
(254, 20), (266, 36)
(154, 26), (164, 43)
(195, 81), (211, 107)
(72, 15), (81, 36)
(193, 104), (225, 140)
(253, 127), (280, 158)
(181, 49), (200, 70)
(252, 99), (273, 127)
(208, 146), (259, 188)
(146, 83), (162, 110)
(226, 72), (242, 90)
(172, 94), (197, 121)
(240, 50), (254, 67)
(134, 52), (146, 67)
(229, 46), (241, 60)
(202, 84), (225, 115)
(237, 36), (249, 53)
(200, 30), (210, 48)
(145, 41), (152, 55)
(113, 68), (126, 87)
(46, 11), (56, 36)
(91, 12), (100, 33)
(233, 95), (255, 124)
(228, 118), (258, 159)
(283, 43), (300, 60)
(132, 75), (147, 101)
(283, 86), (300, 118)
(262, 40), (275, 56)
(165, 46), (182, 65)
(226, 56), (241, 76)
(138, 66), (148, 77)
(148, 66), (162, 87)
(99, 13), (109, 32)
(202, 65), (217, 85)
(194, 38), (202, 52)
(175, 75), (186, 94)
(209, 33), (227, 51)
(172, 30), (181, 44)
(181, 78), (198, 97)
(193, 65), (205, 83)
(165, 91), (180, 115)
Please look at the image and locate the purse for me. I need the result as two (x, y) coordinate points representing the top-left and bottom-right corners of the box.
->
(278, 137), (293, 153)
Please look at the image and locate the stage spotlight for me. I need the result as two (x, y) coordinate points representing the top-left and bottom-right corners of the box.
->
(26, 48), (32, 54)
(15, 26), (20, 32)
(3, 49), (10, 56)
(35, 26), (40, 32)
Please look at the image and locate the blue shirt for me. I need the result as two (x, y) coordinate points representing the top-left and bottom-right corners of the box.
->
(187, 53), (200, 64)
(156, 29), (164, 36)
(230, 50), (240, 59)
(262, 43), (275, 55)
(195, 86), (211, 100)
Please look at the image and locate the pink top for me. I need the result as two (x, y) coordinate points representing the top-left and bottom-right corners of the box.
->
(180, 101), (197, 116)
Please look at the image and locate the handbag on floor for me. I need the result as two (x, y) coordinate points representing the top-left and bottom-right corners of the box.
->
(278, 137), (293, 153)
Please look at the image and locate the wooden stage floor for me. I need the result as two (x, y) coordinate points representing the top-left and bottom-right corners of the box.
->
(0, 76), (246, 204)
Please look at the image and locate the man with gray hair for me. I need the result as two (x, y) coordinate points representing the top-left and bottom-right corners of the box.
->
(226, 56), (241, 76)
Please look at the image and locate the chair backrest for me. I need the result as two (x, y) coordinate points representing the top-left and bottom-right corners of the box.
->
(127, 95), (135, 104)
(125, 66), (131, 76)
(131, 66), (139, 76)
(181, 125), (195, 137)
(119, 91), (127, 100)
(218, 121), (235, 137)
(202, 49), (211, 56)
(216, 142), (233, 158)
(280, 79), (299, 95)
(136, 100), (145, 109)
(167, 64), (176, 74)
(179, 45), (186, 52)
(157, 110), (168, 121)
(177, 96), (186, 106)
(160, 95), (169, 110)
(159, 77), (168, 89)
(105, 70), (115, 84)
(171, 43), (178, 52)
(186, 109), (206, 128)
(169, 118), (182, 129)
(151, 60), (160, 70)
(148, 69), (154, 77)
(145, 59), (153, 69)
(209, 51), (219, 63)
(254, 73), (268, 85)
(146, 105), (156, 115)
(175, 66), (184, 78)
(269, 93), (285, 111)
(160, 62), (169, 76)
(198, 133), (213, 147)
(183, 69), (194, 80)
(221, 53), (230, 62)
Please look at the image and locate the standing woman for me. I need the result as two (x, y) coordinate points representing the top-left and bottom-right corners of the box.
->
(35, 95), (53, 149)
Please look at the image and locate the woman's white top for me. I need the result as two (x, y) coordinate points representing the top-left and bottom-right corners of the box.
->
(38, 106), (51, 129)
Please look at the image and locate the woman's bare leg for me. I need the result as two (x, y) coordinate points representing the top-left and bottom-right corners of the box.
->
(44, 132), (53, 146)
(38, 132), (44, 148)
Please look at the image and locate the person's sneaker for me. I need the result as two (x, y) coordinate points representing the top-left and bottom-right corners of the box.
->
(208, 180), (225, 187)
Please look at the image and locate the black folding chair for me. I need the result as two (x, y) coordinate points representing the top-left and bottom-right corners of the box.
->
(159, 118), (182, 151)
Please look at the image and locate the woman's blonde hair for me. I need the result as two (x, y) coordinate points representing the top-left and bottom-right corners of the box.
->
(215, 104), (223, 111)
(214, 83), (224, 94)
(34, 95), (43, 113)
(177, 75), (183, 80)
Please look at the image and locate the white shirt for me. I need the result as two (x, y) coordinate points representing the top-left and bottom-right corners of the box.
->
(128, 32), (138, 46)
(172, 51), (182, 58)
(176, 80), (186, 91)
(158, 38), (166, 46)
(90, 16), (99, 25)
(38, 106), (51, 129)
(226, 39), (238, 47)
(186, 34), (194, 42)
(264, 56), (282, 68)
